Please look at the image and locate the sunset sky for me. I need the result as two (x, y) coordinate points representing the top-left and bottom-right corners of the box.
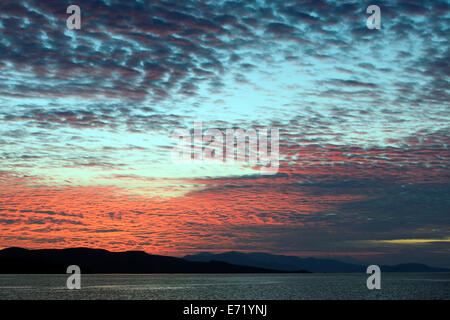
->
(0, 0), (449, 267)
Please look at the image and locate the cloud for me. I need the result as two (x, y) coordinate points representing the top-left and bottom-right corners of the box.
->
(0, 0), (448, 267)
(367, 238), (450, 245)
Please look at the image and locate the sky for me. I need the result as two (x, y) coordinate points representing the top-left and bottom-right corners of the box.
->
(0, 0), (449, 268)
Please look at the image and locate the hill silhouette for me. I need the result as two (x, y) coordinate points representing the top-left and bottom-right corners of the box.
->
(184, 251), (450, 273)
(2, 248), (446, 274)
(0, 247), (310, 274)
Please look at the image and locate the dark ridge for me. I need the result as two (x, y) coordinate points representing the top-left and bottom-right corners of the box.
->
(0, 247), (311, 274)
(184, 252), (450, 273)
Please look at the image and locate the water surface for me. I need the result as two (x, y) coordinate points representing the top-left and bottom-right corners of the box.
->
(0, 273), (449, 300)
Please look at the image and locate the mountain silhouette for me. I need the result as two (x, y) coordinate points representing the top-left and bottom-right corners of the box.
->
(0, 247), (310, 274)
(184, 252), (450, 273)
(2, 248), (446, 274)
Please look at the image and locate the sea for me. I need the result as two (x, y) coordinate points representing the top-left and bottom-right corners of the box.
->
(0, 273), (449, 300)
